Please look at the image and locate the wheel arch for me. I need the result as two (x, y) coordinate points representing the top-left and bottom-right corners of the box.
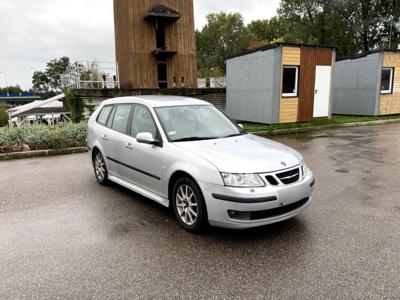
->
(91, 146), (101, 161)
(168, 170), (198, 207)
(91, 146), (109, 170)
(168, 170), (209, 229)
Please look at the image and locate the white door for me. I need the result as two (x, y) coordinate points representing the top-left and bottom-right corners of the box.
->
(313, 66), (332, 118)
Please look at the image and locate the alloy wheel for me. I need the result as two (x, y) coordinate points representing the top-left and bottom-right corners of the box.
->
(176, 185), (198, 226)
(95, 152), (106, 181)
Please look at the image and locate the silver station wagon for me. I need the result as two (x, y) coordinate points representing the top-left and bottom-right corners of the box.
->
(87, 96), (315, 232)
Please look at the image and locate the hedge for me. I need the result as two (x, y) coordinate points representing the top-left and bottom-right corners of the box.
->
(0, 122), (87, 153)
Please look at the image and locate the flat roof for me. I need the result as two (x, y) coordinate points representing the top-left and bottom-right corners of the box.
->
(226, 42), (337, 60)
(338, 49), (400, 61)
(10, 94), (65, 117)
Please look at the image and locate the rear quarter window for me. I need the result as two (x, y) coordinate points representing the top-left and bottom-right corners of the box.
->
(97, 106), (113, 126)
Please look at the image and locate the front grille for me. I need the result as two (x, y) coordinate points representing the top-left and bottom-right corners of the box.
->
(228, 197), (310, 221)
(265, 175), (279, 186)
(276, 168), (300, 185)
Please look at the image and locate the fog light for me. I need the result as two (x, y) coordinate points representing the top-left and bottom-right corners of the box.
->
(228, 210), (251, 220)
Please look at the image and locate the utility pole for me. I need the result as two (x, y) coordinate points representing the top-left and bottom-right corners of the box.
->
(0, 72), (9, 96)
(389, 18), (393, 49)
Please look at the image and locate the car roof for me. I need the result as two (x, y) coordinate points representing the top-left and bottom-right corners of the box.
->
(101, 95), (211, 108)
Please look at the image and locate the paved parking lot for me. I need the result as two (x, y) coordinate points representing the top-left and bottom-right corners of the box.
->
(1, 124), (400, 299)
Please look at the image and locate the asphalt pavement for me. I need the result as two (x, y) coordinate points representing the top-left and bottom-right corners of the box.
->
(0, 124), (399, 299)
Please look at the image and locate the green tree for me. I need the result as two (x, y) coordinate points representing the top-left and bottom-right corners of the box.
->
(0, 85), (24, 95)
(247, 17), (287, 42)
(196, 12), (255, 75)
(0, 106), (8, 127)
(345, 0), (396, 52)
(278, 0), (399, 58)
(32, 57), (71, 93)
(278, 0), (342, 44)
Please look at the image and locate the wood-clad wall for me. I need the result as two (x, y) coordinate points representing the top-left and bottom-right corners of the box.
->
(114, 0), (197, 89)
(279, 46), (334, 123)
(380, 52), (400, 115)
(279, 47), (300, 123)
(298, 48), (333, 121)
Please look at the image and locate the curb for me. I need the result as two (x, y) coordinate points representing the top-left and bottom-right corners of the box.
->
(0, 147), (88, 161)
(251, 119), (400, 137)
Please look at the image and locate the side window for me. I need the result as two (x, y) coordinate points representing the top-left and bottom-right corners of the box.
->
(97, 105), (113, 126)
(282, 66), (299, 97)
(131, 106), (158, 139)
(111, 105), (132, 134)
(106, 106), (116, 128)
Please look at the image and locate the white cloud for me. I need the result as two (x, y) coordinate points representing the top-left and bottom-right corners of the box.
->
(0, 0), (279, 90)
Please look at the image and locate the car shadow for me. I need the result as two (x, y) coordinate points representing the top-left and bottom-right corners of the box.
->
(101, 180), (311, 246)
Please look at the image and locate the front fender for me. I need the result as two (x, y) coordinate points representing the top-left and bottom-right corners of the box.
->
(163, 144), (224, 198)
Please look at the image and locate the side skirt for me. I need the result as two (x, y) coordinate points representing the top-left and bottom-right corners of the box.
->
(108, 175), (169, 208)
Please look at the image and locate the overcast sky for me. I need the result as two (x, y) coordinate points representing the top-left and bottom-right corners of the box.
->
(0, 0), (280, 90)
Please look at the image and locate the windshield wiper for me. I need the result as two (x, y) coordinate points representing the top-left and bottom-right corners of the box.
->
(172, 136), (217, 142)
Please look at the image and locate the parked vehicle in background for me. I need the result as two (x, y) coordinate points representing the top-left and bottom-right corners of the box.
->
(87, 96), (315, 232)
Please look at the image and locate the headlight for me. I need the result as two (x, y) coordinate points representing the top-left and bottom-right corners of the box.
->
(221, 173), (265, 187)
(302, 164), (309, 177)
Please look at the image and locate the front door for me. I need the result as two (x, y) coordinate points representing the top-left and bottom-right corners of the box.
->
(122, 105), (163, 197)
(313, 66), (332, 118)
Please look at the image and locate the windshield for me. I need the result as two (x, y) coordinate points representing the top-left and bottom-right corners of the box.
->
(155, 105), (245, 142)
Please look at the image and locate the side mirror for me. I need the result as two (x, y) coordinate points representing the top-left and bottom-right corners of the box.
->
(238, 123), (244, 129)
(136, 132), (160, 146)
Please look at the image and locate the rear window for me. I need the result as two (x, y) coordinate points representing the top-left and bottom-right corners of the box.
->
(97, 106), (113, 126)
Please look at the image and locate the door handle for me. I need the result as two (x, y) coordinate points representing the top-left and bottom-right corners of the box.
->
(102, 135), (109, 141)
(315, 89), (319, 94)
(125, 143), (134, 150)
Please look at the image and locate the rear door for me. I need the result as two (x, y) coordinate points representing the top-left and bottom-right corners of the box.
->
(103, 104), (134, 177)
(313, 66), (332, 118)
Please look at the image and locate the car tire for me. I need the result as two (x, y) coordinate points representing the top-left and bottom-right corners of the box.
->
(93, 150), (109, 185)
(172, 177), (208, 233)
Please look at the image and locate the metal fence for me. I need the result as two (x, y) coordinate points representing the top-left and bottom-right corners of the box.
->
(61, 61), (120, 90)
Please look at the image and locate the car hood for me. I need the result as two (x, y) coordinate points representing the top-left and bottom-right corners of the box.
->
(174, 134), (303, 173)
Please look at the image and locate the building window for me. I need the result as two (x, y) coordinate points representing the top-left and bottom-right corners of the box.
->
(381, 68), (394, 94)
(155, 20), (166, 49)
(282, 66), (299, 97)
(158, 60), (167, 88)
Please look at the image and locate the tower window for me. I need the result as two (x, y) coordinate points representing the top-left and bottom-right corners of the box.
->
(156, 20), (166, 49)
(158, 60), (167, 88)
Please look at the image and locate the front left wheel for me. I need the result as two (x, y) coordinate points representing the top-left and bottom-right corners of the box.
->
(93, 151), (109, 185)
(172, 177), (208, 233)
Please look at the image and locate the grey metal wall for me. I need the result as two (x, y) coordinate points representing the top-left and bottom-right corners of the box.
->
(226, 48), (281, 123)
(332, 52), (382, 116)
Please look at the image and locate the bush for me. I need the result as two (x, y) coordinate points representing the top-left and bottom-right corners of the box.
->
(0, 106), (8, 127)
(0, 122), (87, 153)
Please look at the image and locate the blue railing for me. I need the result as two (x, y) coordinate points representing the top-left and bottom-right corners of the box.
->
(0, 93), (39, 98)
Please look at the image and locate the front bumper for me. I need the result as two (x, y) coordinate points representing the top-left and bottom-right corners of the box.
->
(198, 170), (315, 229)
